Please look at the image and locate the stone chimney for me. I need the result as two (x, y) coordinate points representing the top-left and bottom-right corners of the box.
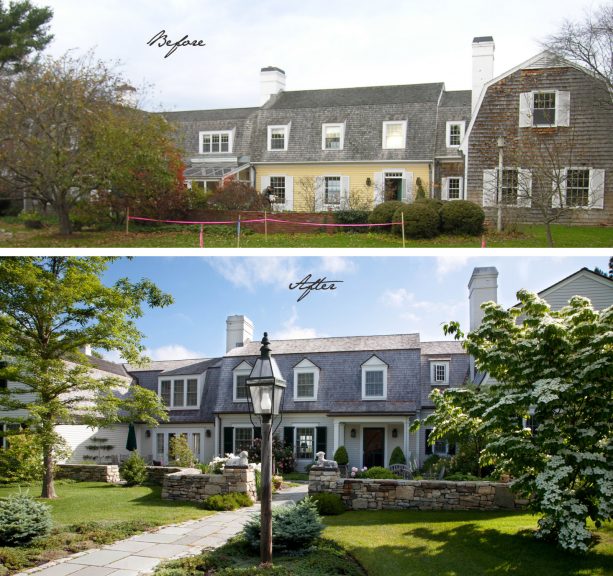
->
(468, 267), (498, 332)
(226, 315), (254, 353)
(472, 36), (495, 112)
(260, 66), (286, 105)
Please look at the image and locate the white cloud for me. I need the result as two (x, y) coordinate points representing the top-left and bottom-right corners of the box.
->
(147, 344), (205, 360)
(435, 255), (471, 282)
(274, 307), (324, 340)
(207, 257), (299, 290)
(379, 288), (415, 308)
(101, 349), (124, 364)
(319, 257), (356, 275)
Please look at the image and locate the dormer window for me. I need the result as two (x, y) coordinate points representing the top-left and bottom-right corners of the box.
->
(322, 123), (344, 150)
(293, 359), (319, 401)
(158, 377), (200, 409)
(361, 356), (388, 400)
(382, 121), (407, 150)
(267, 125), (289, 151)
(430, 361), (449, 385)
(200, 130), (233, 154)
(233, 361), (252, 402)
(446, 121), (465, 148)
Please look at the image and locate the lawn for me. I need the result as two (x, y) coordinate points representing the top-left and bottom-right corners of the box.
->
(0, 218), (611, 247)
(324, 510), (613, 576)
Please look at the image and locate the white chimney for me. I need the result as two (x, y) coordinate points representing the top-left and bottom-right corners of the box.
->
(226, 315), (254, 353)
(472, 36), (495, 112)
(80, 344), (92, 356)
(468, 267), (498, 333)
(260, 66), (286, 105)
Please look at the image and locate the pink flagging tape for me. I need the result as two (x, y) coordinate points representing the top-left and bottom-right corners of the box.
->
(128, 215), (400, 228)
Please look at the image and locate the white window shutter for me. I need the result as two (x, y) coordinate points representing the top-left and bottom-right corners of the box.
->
(441, 177), (449, 201)
(519, 93), (532, 127)
(261, 176), (271, 193)
(403, 172), (414, 202)
(341, 176), (350, 209)
(557, 91), (571, 127)
(458, 177), (464, 200)
(518, 169), (532, 208)
(589, 169), (605, 209)
(285, 176), (294, 210)
(315, 177), (325, 212)
(482, 169), (497, 207)
(373, 172), (384, 205)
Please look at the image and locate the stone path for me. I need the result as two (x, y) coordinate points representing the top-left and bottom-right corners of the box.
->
(16, 484), (308, 576)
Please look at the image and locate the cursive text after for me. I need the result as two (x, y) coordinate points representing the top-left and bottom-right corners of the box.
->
(288, 274), (343, 302)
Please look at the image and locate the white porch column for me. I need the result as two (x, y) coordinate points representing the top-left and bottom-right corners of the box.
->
(415, 412), (421, 467)
(333, 419), (341, 454)
(404, 417), (410, 462)
(214, 415), (221, 458)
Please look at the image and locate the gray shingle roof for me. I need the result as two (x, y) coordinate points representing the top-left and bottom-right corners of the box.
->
(226, 334), (420, 356)
(162, 108), (257, 122)
(125, 358), (210, 373)
(435, 91), (472, 157)
(86, 356), (130, 378)
(420, 340), (465, 355)
(440, 90), (471, 108)
(161, 358), (221, 376)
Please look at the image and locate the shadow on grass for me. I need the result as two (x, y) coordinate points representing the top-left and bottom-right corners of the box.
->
(343, 522), (613, 576)
(326, 509), (529, 526)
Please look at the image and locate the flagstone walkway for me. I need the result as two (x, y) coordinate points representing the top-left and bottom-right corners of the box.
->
(16, 484), (308, 576)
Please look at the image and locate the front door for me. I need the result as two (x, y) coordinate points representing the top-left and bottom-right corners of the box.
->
(363, 427), (385, 468)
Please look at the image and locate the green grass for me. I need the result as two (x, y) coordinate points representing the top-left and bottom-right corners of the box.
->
(281, 472), (309, 482)
(0, 218), (610, 247)
(324, 510), (613, 576)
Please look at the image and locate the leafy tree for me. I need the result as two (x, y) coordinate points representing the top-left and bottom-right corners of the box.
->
(0, 52), (186, 234)
(0, 257), (172, 498)
(169, 435), (196, 467)
(0, 0), (53, 74)
(442, 291), (612, 552)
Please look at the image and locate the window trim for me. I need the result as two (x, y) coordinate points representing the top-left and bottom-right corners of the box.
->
(157, 376), (201, 410)
(233, 426), (254, 453)
(430, 361), (450, 386)
(199, 130), (234, 154)
(532, 90), (557, 127)
(382, 120), (407, 150)
(267, 124), (289, 152)
(293, 359), (319, 401)
(233, 361), (253, 403)
(321, 123), (345, 151)
(323, 175), (342, 207)
(295, 426), (316, 460)
(445, 121), (465, 148)
(269, 175), (287, 206)
(361, 355), (388, 400)
(562, 167), (591, 209)
(444, 176), (463, 201)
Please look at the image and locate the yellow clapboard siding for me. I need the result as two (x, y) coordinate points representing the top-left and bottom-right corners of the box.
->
(255, 163), (431, 211)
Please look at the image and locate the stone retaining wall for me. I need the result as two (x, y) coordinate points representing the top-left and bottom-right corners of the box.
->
(57, 464), (121, 484)
(162, 465), (257, 503)
(145, 466), (182, 485)
(309, 467), (523, 511)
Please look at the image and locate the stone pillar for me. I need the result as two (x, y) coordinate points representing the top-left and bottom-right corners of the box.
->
(224, 465), (257, 502)
(309, 466), (341, 495)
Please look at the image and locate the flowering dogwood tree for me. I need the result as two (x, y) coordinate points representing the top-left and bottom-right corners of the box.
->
(442, 291), (612, 552)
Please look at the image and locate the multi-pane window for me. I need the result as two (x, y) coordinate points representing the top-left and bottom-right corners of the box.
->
(201, 131), (231, 153)
(270, 176), (286, 204)
(383, 121), (405, 149)
(435, 364), (446, 382)
(296, 428), (314, 459)
(173, 380), (184, 407)
(566, 169), (590, 207)
(235, 428), (253, 452)
(324, 176), (341, 205)
(448, 177), (461, 200)
(430, 361), (449, 385)
(449, 124), (461, 146)
(269, 127), (286, 150)
(235, 374), (248, 400)
(364, 370), (384, 397)
(533, 92), (556, 126)
(186, 379), (198, 407)
(160, 380), (171, 406)
(156, 433), (164, 455)
(323, 124), (342, 149)
(296, 372), (315, 398)
(192, 433), (201, 456)
(500, 169), (518, 205)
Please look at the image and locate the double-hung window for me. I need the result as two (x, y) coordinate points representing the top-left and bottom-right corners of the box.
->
(270, 176), (286, 204)
(430, 361), (449, 385)
(159, 377), (200, 409)
(446, 121), (465, 148)
(233, 361), (252, 402)
(235, 428), (253, 452)
(382, 121), (407, 149)
(500, 168), (518, 206)
(160, 380), (171, 406)
(322, 124), (344, 150)
(361, 356), (388, 400)
(267, 125), (289, 151)
(200, 131), (232, 153)
(324, 176), (341, 205)
(296, 427), (315, 460)
(533, 92), (556, 126)
(293, 359), (319, 401)
(447, 177), (461, 200)
(565, 169), (590, 207)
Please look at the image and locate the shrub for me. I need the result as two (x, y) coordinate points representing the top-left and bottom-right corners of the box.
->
(441, 200), (485, 236)
(357, 466), (400, 480)
(207, 182), (268, 211)
(393, 203), (440, 238)
(119, 452), (148, 486)
(169, 435), (196, 467)
(310, 493), (345, 515)
(242, 497), (323, 552)
(368, 200), (406, 230)
(0, 433), (43, 484)
(445, 472), (482, 481)
(248, 437), (295, 474)
(388, 447), (406, 466)
(202, 492), (253, 511)
(333, 210), (370, 232)
(421, 454), (450, 477)
(415, 197), (444, 215)
(332, 446), (349, 465)
(0, 494), (52, 545)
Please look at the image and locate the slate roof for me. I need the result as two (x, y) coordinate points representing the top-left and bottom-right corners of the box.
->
(226, 334), (421, 356)
(125, 358), (210, 373)
(420, 340), (465, 355)
(435, 90), (472, 157)
(162, 108), (257, 122)
(86, 356), (130, 378)
(161, 358), (221, 376)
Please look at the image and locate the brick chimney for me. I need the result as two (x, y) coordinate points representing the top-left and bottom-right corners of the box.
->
(260, 66), (286, 105)
(472, 36), (495, 111)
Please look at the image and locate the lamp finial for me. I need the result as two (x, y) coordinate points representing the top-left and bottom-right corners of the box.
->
(260, 332), (271, 357)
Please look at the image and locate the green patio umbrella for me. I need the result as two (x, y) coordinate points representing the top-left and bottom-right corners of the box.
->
(126, 423), (137, 451)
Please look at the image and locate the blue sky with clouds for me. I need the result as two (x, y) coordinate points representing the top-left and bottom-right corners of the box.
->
(41, 0), (597, 111)
(100, 255), (609, 362)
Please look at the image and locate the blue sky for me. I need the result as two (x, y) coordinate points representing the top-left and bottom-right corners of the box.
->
(41, 0), (598, 111)
(100, 255), (609, 362)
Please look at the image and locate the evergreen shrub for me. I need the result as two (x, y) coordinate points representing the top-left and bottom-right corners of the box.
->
(119, 452), (148, 486)
(393, 203), (440, 238)
(332, 446), (349, 465)
(368, 200), (406, 230)
(441, 200), (485, 235)
(0, 494), (52, 545)
(310, 493), (345, 515)
(388, 447), (407, 466)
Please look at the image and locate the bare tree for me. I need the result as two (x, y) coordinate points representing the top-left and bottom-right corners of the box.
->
(298, 176), (318, 212)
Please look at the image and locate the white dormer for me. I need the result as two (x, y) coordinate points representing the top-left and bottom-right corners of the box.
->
(361, 355), (388, 400)
(233, 361), (252, 403)
(293, 359), (319, 401)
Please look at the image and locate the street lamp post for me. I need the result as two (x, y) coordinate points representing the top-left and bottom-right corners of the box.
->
(497, 136), (506, 232)
(246, 333), (286, 566)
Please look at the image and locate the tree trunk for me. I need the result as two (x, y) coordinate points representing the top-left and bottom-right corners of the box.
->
(545, 222), (555, 247)
(56, 203), (73, 235)
(41, 441), (57, 499)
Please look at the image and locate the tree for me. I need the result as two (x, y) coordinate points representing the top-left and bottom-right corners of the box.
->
(0, 52), (187, 234)
(0, 1), (53, 74)
(442, 292), (612, 552)
(0, 257), (172, 498)
(542, 4), (613, 102)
